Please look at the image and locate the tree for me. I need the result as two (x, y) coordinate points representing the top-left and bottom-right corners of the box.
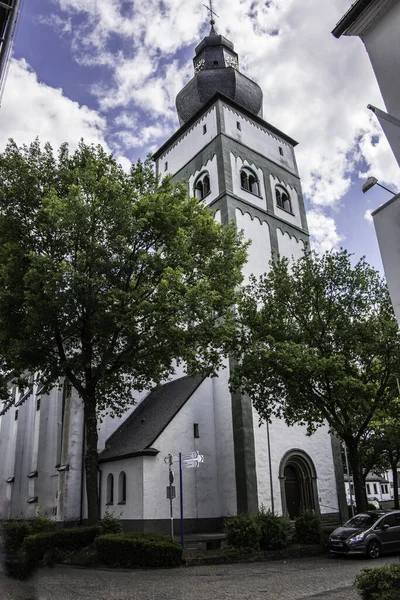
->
(0, 139), (248, 524)
(231, 249), (400, 513)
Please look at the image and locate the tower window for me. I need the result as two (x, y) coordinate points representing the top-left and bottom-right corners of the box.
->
(237, 121), (241, 131)
(279, 146), (284, 156)
(240, 167), (260, 196)
(275, 185), (292, 213)
(194, 423), (199, 438)
(15, 410), (18, 421)
(164, 161), (168, 171)
(36, 397), (40, 411)
(213, 60), (219, 65)
(106, 473), (114, 505)
(203, 124), (207, 134)
(194, 171), (211, 200)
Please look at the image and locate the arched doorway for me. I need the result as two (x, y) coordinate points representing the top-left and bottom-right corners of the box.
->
(279, 450), (319, 519)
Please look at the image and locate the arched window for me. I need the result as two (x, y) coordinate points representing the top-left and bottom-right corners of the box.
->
(118, 471), (126, 504)
(194, 172), (211, 200)
(240, 168), (260, 196)
(106, 473), (114, 505)
(275, 185), (292, 213)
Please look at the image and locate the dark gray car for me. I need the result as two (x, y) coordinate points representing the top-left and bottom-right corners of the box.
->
(329, 510), (400, 558)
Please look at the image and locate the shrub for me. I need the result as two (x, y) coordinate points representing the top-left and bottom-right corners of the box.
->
(224, 514), (260, 553)
(95, 533), (182, 568)
(257, 508), (292, 550)
(355, 565), (400, 600)
(1, 517), (55, 554)
(98, 511), (123, 535)
(294, 509), (321, 544)
(23, 526), (100, 565)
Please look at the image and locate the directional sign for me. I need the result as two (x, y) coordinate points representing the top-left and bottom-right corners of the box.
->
(182, 454), (204, 468)
(181, 451), (199, 461)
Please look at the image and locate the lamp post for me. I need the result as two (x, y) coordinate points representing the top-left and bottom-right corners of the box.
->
(362, 176), (396, 196)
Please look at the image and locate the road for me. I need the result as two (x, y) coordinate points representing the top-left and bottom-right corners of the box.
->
(1, 554), (399, 600)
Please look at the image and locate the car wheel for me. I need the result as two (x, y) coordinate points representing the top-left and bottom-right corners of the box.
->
(367, 540), (381, 559)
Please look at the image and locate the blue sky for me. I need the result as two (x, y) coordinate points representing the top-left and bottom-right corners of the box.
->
(1, 0), (399, 272)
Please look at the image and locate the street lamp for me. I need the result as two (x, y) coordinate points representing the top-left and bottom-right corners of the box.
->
(362, 176), (396, 195)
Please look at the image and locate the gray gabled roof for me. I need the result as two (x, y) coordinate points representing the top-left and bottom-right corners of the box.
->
(98, 374), (205, 463)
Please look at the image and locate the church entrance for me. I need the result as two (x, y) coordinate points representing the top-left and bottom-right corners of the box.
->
(280, 451), (319, 519)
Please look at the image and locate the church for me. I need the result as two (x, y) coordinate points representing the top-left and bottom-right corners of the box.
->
(0, 21), (346, 531)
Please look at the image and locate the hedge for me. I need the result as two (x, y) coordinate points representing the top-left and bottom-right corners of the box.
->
(23, 526), (100, 564)
(355, 565), (400, 600)
(95, 533), (183, 568)
(2, 518), (55, 554)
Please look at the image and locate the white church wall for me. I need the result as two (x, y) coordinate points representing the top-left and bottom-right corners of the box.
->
(270, 175), (302, 229)
(157, 106), (218, 176)
(223, 105), (297, 175)
(230, 154), (267, 210)
(277, 227), (305, 266)
(100, 457), (144, 520)
(253, 415), (339, 516)
(212, 361), (237, 516)
(0, 408), (17, 519)
(235, 208), (272, 282)
(142, 377), (221, 521)
(188, 154), (219, 205)
(57, 388), (85, 523)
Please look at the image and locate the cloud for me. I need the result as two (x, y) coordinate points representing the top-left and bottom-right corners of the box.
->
(0, 59), (108, 152)
(364, 209), (373, 224)
(307, 210), (343, 254)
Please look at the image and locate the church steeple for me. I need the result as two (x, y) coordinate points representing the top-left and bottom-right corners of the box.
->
(175, 23), (263, 125)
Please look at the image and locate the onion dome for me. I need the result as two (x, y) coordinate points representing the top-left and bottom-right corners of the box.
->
(176, 26), (263, 125)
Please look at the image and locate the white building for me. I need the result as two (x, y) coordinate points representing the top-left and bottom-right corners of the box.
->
(0, 24), (346, 532)
(332, 0), (400, 327)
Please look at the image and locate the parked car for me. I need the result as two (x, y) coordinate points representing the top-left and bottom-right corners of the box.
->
(329, 510), (400, 558)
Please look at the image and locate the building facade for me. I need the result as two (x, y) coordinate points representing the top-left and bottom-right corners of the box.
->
(0, 25), (346, 530)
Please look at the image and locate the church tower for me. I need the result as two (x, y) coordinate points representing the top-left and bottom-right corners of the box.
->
(153, 24), (319, 517)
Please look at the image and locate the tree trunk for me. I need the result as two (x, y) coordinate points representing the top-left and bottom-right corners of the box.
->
(83, 392), (100, 525)
(346, 442), (368, 513)
(392, 461), (399, 510)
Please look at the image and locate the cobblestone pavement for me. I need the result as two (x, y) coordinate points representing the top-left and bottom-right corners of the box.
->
(1, 554), (400, 600)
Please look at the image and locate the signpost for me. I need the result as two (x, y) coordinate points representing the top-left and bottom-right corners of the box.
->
(165, 450), (204, 549)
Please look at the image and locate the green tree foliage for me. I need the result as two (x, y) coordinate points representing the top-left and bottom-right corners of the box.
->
(232, 249), (400, 513)
(0, 139), (248, 524)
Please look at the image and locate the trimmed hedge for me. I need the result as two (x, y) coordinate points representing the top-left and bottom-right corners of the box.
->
(95, 533), (183, 568)
(23, 526), (100, 564)
(2, 518), (55, 554)
(356, 565), (400, 600)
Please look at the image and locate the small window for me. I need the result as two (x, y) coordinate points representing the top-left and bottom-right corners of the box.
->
(373, 483), (378, 495)
(118, 471), (126, 504)
(213, 60), (218, 65)
(106, 473), (114, 505)
(382, 484), (388, 495)
(366, 484), (371, 494)
(275, 185), (292, 213)
(203, 124), (207, 134)
(36, 397), (41, 411)
(194, 171), (211, 200)
(279, 146), (284, 156)
(240, 167), (260, 196)
(237, 121), (241, 131)
(164, 161), (168, 171)
(194, 423), (199, 438)
(14, 410), (18, 421)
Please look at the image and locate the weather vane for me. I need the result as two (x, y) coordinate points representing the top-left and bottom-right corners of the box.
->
(203, 0), (219, 26)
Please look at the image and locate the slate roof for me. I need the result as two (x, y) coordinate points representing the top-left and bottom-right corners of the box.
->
(98, 374), (205, 463)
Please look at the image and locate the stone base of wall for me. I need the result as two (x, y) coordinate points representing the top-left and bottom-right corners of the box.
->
(120, 517), (224, 535)
(320, 512), (341, 526)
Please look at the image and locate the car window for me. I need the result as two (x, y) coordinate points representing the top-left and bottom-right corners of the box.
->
(344, 514), (376, 528)
(381, 514), (399, 528)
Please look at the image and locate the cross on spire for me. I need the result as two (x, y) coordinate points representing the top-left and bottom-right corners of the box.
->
(203, 0), (219, 26)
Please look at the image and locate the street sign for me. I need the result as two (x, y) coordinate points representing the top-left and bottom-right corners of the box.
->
(181, 451), (199, 460)
(166, 485), (176, 499)
(181, 454), (204, 468)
